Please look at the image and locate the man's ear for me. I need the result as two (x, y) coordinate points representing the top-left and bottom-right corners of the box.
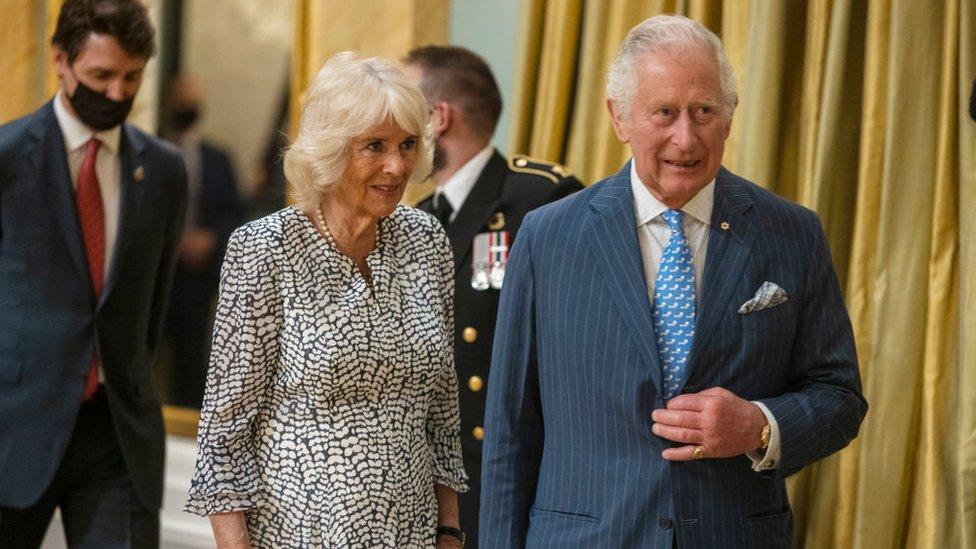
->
(432, 102), (452, 138)
(606, 99), (629, 143)
(52, 45), (69, 79)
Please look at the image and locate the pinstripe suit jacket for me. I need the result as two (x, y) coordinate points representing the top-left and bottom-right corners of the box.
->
(480, 164), (866, 548)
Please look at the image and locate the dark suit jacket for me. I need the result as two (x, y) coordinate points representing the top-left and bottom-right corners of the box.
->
(192, 141), (243, 276)
(0, 101), (188, 510)
(480, 164), (867, 548)
(417, 149), (582, 544)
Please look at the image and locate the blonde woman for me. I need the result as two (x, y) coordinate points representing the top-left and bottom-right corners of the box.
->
(185, 52), (468, 548)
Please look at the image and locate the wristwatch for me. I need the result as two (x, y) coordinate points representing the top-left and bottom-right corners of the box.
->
(436, 525), (465, 546)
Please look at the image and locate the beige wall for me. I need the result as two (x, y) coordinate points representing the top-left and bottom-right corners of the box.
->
(183, 0), (294, 196)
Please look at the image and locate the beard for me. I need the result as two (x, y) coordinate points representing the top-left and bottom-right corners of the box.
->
(432, 140), (447, 175)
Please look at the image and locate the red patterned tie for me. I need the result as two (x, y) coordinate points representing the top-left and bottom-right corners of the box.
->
(77, 138), (105, 401)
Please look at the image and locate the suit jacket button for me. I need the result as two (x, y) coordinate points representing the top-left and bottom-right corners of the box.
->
(462, 327), (478, 343)
(468, 375), (484, 392)
(472, 426), (484, 441)
(658, 517), (673, 530)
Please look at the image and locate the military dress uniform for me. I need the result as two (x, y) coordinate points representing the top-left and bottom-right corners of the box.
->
(417, 149), (582, 546)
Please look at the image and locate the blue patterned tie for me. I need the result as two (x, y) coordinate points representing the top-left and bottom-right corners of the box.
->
(652, 209), (696, 400)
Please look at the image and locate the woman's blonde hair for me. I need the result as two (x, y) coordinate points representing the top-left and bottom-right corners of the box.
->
(284, 51), (434, 206)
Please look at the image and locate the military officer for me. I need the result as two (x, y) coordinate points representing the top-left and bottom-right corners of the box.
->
(405, 45), (583, 547)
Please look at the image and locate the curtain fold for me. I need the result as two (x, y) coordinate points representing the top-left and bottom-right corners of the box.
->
(509, 1), (975, 546)
(957, 2), (976, 547)
(1, 0), (73, 125)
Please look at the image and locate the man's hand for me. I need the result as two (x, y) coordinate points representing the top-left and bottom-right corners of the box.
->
(179, 227), (217, 269)
(651, 387), (767, 461)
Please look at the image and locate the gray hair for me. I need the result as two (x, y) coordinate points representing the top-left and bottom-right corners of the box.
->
(606, 14), (738, 120)
(284, 51), (434, 206)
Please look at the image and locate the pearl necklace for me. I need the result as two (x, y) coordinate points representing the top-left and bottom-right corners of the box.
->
(314, 204), (338, 249)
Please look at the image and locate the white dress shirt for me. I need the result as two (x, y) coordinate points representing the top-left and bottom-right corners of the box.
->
(54, 91), (122, 281)
(629, 162), (781, 471)
(433, 145), (494, 221)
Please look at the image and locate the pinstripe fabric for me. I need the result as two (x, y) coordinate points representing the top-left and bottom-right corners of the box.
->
(480, 163), (866, 548)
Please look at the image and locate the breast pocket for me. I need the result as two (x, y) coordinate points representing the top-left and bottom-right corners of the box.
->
(739, 300), (793, 333)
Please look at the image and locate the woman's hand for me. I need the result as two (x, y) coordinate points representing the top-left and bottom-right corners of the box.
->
(434, 484), (463, 547)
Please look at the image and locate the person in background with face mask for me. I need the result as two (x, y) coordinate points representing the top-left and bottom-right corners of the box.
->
(160, 75), (244, 409)
(0, 0), (187, 546)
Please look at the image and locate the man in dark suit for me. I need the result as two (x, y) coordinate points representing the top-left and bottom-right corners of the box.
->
(404, 45), (582, 547)
(161, 75), (244, 408)
(0, 1), (187, 546)
(481, 15), (867, 548)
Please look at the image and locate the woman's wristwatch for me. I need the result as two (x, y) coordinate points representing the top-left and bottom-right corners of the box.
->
(436, 525), (465, 546)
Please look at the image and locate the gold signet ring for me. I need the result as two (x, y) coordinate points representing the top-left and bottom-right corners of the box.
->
(693, 446), (705, 460)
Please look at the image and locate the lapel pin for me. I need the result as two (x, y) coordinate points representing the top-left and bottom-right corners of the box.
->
(720, 221), (731, 231)
(488, 212), (506, 231)
(133, 166), (144, 182)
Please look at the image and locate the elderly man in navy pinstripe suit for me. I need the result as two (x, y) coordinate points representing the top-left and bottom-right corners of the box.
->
(480, 14), (867, 548)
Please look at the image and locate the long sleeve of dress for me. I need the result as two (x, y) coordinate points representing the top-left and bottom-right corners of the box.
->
(184, 222), (284, 516)
(426, 229), (469, 493)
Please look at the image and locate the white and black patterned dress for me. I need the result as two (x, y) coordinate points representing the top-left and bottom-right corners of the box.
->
(185, 205), (468, 548)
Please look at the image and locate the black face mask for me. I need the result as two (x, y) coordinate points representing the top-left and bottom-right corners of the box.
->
(169, 107), (200, 133)
(68, 78), (134, 131)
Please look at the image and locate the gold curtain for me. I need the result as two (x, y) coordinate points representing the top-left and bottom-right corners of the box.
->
(510, 1), (976, 547)
(0, 0), (62, 124)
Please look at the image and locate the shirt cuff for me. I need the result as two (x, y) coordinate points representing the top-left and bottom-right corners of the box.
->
(746, 401), (781, 472)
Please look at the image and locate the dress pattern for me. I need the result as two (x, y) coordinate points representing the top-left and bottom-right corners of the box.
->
(185, 205), (468, 548)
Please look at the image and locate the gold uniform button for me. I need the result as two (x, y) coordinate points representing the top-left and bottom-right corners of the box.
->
(468, 376), (484, 392)
(462, 327), (478, 343)
(472, 426), (484, 441)
(514, 158), (528, 167)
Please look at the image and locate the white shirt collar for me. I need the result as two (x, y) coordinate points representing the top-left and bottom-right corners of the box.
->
(437, 145), (494, 210)
(630, 161), (715, 227)
(53, 90), (122, 155)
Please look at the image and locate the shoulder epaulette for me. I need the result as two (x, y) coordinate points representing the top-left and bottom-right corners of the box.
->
(508, 154), (574, 184)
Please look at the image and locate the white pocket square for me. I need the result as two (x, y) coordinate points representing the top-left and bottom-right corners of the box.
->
(738, 281), (788, 315)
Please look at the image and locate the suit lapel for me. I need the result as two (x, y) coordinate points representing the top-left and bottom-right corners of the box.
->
(445, 151), (506, 270)
(585, 164), (663, 394)
(683, 169), (757, 379)
(99, 123), (147, 309)
(416, 195), (434, 216)
(29, 102), (92, 290)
